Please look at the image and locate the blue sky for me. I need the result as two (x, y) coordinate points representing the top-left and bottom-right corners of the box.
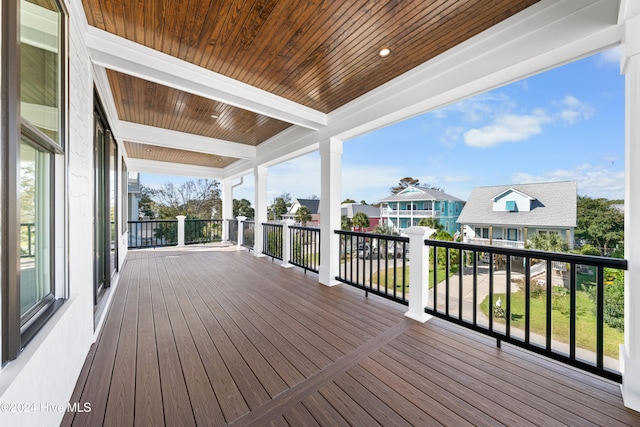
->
(141, 47), (624, 205)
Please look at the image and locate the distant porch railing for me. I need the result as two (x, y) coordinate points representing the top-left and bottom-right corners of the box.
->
(20, 223), (36, 257)
(262, 223), (283, 260)
(128, 220), (178, 249)
(334, 230), (410, 305)
(467, 237), (525, 249)
(260, 222), (320, 273)
(184, 219), (223, 245)
(289, 225), (320, 273)
(242, 220), (255, 250)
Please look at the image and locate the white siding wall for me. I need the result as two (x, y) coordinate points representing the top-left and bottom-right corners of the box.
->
(0, 5), (98, 425)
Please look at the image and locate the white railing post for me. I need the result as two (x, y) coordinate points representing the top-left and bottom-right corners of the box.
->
(176, 215), (186, 247)
(404, 226), (435, 322)
(281, 219), (295, 268)
(236, 216), (246, 248)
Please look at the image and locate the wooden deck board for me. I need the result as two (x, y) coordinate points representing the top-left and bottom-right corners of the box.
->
(64, 246), (640, 426)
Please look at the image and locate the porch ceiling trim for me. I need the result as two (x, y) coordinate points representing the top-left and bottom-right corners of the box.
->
(126, 158), (224, 180)
(116, 121), (256, 161)
(85, 26), (328, 131)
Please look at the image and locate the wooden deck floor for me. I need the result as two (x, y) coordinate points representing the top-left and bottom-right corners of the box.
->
(63, 245), (640, 426)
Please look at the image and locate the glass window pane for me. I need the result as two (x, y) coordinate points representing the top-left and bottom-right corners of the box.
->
(20, 140), (52, 317)
(20, 0), (62, 144)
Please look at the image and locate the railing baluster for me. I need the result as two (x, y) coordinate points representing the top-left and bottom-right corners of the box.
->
(570, 262), (577, 360)
(597, 266), (605, 369)
(525, 256), (531, 345)
(546, 258), (552, 351)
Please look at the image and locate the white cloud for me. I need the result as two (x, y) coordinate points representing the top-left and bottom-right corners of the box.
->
(439, 126), (464, 147)
(557, 95), (594, 124)
(595, 46), (620, 67)
(463, 109), (550, 148)
(511, 164), (624, 199)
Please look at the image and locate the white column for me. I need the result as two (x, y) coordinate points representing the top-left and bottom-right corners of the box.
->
(222, 179), (233, 241)
(176, 215), (186, 247)
(281, 219), (295, 268)
(319, 138), (342, 286)
(253, 165), (268, 257)
(404, 227), (435, 322)
(621, 12), (640, 411)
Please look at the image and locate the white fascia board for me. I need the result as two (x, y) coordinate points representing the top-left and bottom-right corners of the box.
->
(126, 158), (224, 179)
(93, 66), (121, 137)
(85, 27), (327, 130)
(328, 0), (622, 142)
(117, 121), (256, 160)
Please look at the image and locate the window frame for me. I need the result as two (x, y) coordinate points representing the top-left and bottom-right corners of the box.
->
(1, 0), (68, 364)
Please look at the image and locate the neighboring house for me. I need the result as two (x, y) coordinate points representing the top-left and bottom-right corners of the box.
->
(457, 181), (577, 249)
(128, 172), (142, 221)
(282, 198), (321, 225)
(341, 203), (381, 232)
(379, 186), (465, 235)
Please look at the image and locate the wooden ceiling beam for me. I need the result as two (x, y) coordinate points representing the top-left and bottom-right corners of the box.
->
(126, 158), (225, 179)
(86, 26), (328, 131)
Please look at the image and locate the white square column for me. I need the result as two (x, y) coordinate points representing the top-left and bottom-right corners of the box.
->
(621, 11), (640, 412)
(222, 179), (234, 241)
(253, 165), (268, 257)
(319, 138), (343, 286)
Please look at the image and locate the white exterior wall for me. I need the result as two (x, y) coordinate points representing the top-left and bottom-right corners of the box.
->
(0, 3), (100, 425)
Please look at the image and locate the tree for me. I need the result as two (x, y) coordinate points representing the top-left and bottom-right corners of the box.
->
(295, 205), (312, 225)
(418, 217), (443, 231)
(342, 198), (356, 204)
(233, 198), (254, 219)
(390, 177), (420, 194)
(141, 179), (221, 219)
(525, 232), (568, 253)
(390, 177), (443, 194)
(269, 192), (291, 220)
(138, 186), (159, 219)
(576, 196), (624, 256)
(372, 223), (398, 236)
(341, 215), (352, 230)
(352, 212), (370, 230)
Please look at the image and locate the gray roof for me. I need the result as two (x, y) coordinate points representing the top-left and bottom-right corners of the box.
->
(379, 186), (464, 203)
(283, 199), (320, 217)
(456, 181), (577, 228)
(341, 203), (380, 218)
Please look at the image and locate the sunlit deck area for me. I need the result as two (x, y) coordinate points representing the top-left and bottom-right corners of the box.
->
(63, 246), (640, 426)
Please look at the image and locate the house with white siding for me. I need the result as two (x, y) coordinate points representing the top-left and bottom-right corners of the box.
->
(457, 181), (577, 249)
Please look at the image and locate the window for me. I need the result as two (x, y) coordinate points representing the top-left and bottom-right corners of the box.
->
(2, 0), (66, 362)
(505, 200), (517, 211)
(507, 228), (518, 241)
(424, 201), (433, 210)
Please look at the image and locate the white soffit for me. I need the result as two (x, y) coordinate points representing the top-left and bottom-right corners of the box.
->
(126, 158), (224, 179)
(117, 121), (256, 161)
(85, 27), (327, 131)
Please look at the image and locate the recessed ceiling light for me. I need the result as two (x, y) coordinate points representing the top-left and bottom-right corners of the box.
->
(145, 149), (152, 152)
(210, 114), (219, 119)
(379, 48), (391, 58)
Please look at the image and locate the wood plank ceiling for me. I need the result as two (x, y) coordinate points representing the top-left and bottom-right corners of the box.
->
(82, 0), (540, 168)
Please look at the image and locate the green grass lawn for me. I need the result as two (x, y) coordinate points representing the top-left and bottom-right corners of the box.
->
(480, 286), (623, 358)
(371, 264), (451, 293)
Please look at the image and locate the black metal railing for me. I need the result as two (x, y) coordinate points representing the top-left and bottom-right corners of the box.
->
(242, 220), (255, 250)
(290, 226), (320, 273)
(20, 223), (36, 257)
(262, 223), (283, 260)
(228, 219), (238, 244)
(184, 219), (223, 245)
(128, 220), (178, 249)
(424, 239), (627, 382)
(335, 230), (409, 305)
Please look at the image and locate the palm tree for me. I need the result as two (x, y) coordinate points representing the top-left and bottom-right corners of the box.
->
(295, 205), (312, 226)
(526, 232), (568, 252)
(352, 212), (370, 231)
